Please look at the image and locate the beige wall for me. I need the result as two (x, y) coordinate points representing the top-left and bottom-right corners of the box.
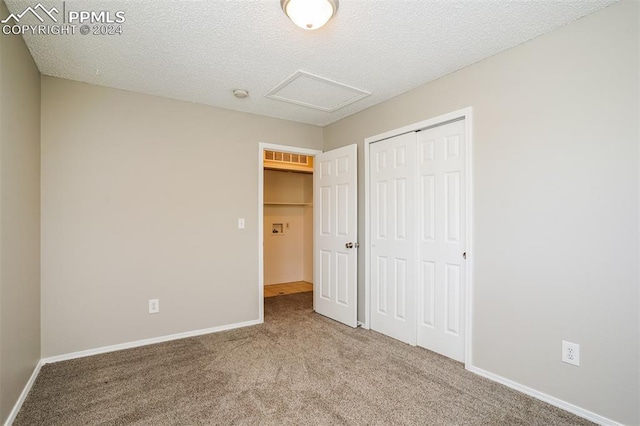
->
(41, 77), (323, 357)
(263, 205), (305, 284)
(324, 2), (639, 424)
(0, 0), (42, 422)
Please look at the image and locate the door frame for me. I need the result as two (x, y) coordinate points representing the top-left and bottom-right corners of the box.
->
(257, 143), (322, 323)
(363, 107), (474, 367)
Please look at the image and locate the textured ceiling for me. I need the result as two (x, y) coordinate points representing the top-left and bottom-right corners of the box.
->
(5, 0), (616, 126)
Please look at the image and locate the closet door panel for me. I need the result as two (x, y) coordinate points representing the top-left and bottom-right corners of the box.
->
(417, 119), (466, 362)
(370, 132), (417, 345)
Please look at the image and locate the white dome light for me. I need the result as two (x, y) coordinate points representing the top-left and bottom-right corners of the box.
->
(281, 0), (339, 31)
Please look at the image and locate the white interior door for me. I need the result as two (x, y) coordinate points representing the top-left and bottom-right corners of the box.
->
(314, 144), (357, 327)
(369, 133), (417, 344)
(416, 119), (466, 362)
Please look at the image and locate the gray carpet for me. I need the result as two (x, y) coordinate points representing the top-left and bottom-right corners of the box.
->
(15, 292), (592, 425)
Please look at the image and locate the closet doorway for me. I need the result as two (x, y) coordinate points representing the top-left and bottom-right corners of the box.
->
(257, 144), (321, 322)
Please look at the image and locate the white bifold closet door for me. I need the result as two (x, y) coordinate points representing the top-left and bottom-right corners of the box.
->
(370, 119), (466, 362)
(370, 132), (417, 345)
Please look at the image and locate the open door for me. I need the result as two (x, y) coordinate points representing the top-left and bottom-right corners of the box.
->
(314, 144), (358, 327)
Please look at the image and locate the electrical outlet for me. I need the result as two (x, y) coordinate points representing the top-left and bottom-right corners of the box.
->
(148, 299), (159, 314)
(562, 340), (580, 366)
(238, 218), (245, 229)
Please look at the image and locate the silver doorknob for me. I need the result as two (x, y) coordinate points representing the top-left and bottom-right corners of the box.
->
(345, 242), (354, 249)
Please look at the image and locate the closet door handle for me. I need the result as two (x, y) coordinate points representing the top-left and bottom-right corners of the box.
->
(345, 242), (354, 249)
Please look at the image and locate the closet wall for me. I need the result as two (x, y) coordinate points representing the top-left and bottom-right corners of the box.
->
(263, 170), (313, 285)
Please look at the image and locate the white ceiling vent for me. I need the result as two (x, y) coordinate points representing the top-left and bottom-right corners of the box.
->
(265, 70), (370, 113)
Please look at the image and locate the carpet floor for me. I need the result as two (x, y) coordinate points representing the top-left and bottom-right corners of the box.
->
(15, 292), (592, 425)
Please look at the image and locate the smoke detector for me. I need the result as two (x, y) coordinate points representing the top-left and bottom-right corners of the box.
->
(233, 89), (249, 99)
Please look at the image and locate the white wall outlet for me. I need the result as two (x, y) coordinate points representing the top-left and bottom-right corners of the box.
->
(562, 340), (580, 366)
(238, 218), (245, 229)
(148, 299), (159, 314)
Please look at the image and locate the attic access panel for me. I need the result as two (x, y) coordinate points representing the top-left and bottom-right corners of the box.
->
(265, 70), (371, 113)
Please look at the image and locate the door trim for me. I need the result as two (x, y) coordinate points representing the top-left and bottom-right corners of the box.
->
(363, 107), (474, 367)
(258, 143), (322, 323)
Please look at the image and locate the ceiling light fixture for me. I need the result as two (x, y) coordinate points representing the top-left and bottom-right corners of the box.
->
(281, 0), (338, 30)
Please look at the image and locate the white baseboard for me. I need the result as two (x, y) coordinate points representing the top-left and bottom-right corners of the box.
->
(466, 365), (622, 426)
(41, 318), (263, 364)
(4, 359), (44, 426)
